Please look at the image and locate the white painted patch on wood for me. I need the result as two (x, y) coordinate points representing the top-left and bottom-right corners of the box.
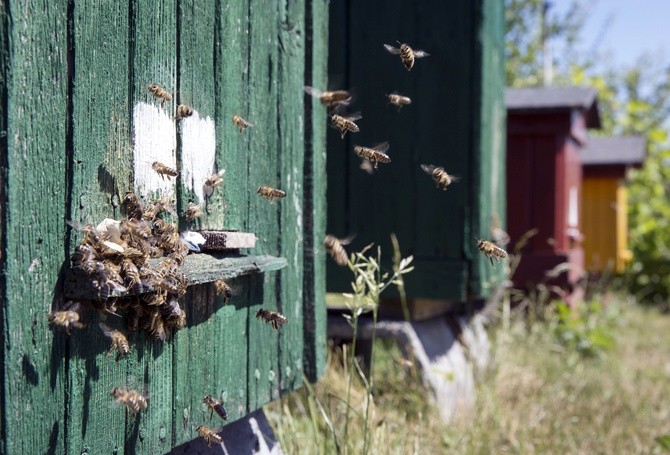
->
(181, 110), (217, 203)
(133, 102), (177, 198)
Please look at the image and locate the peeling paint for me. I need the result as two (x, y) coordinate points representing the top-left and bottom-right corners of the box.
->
(180, 111), (217, 203)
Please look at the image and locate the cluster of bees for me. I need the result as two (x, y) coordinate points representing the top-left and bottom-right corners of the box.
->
(319, 42), (509, 267)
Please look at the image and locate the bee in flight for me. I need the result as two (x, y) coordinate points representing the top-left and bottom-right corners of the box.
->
(476, 239), (509, 266)
(420, 164), (459, 190)
(330, 113), (361, 139)
(176, 103), (194, 120)
(304, 86), (352, 108)
(232, 115), (253, 132)
(386, 93), (412, 111)
(214, 279), (234, 304)
(324, 234), (355, 266)
(354, 142), (391, 169)
(185, 202), (203, 221)
(203, 395), (228, 420)
(383, 42), (430, 71)
(99, 323), (131, 361)
(257, 186), (286, 204)
(203, 170), (225, 200)
(152, 161), (178, 181)
(196, 425), (223, 448)
(256, 308), (288, 331)
(110, 387), (148, 416)
(48, 305), (85, 335)
(147, 83), (172, 106)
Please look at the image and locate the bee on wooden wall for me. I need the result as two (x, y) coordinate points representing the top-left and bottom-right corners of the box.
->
(203, 170), (225, 199)
(151, 161), (178, 181)
(386, 93), (412, 111)
(123, 192), (144, 220)
(256, 308), (288, 331)
(110, 386), (148, 416)
(214, 279), (234, 304)
(420, 164), (460, 190)
(354, 142), (391, 169)
(176, 103), (194, 120)
(196, 425), (223, 448)
(48, 303), (85, 335)
(147, 83), (172, 106)
(232, 115), (253, 132)
(304, 86), (352, 108)
(203, 395), (229, 420)
(120, 258), (144, 294)
(256, 186), (286, 204)
(383, 42), (430, 71)
(331, 113), (361, 139)
(476, 239), (509, 266)
(99, 323), (131, 360)
(324, 234), (354, 266)
(185, 202), (203, 221)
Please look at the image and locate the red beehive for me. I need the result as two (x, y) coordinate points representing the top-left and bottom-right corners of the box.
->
(506, 87), (601, 295)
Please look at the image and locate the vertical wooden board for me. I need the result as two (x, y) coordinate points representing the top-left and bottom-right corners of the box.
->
(303, 0), (329, 381)
(66, 1), (131, 453)
(277, 0), (305, 394)
(127, 1), (177, 453)
(1, 1), (68, 453)
(246, 0), (281, 412)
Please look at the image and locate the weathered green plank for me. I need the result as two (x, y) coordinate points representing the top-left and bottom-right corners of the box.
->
(302, 0), (329, 381)
(1, 1), (68, 453)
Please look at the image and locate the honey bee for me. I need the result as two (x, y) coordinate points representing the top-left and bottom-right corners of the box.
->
(324, 234), (355, 266)
(256, 186), (286, 204)
(147, 83), (172, 106)
(304, 86), (352, 107)
(203, 395), (228, 420)
(196, 425), (223, 448)
(110, 387), (148, 415)
(232, 115), (253, 132)
(71, 243), (99, 274)
(330, 113), (361, 139)
(48, 305), (85, 335)
(383, 42), (430, 71)
(491, 215), (510, 247)
(121, 258), (144, 294)
(146, 310), (167, 341)
(386, 93), (412, 111)
(123, 192), (144, 220)
(152, 161), (178, 181)
(214, 279), (233, 304)
(185, 202), (203, 221)
(203, 170), (225, 199)
(99, 323), (131, 360)
(354, 142), (391, 169)
(476, 239), (509, 266)
(420, 164), (460, 190)
(255, 308), (288, 331)
(176, 103), (194, 120)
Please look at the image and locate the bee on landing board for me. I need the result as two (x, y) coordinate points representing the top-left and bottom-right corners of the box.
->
(420, 164), (460, 190)
(383, 42), (430, 71)
(324, 234), (355, 266)
(196, 425), (223, 447)
(214, 279), (234, 304)
(152, 161), (178, 181)
(476, 239), (509, 266)
(147, 83), (172, 106)
(232, 115), (253, 132)
(110, 387), (148, 416)
(99, 323), (131, 360)
(256, 186), (286, 204)
(386, 93), (412, 111)
(330, 113), (361, 139)
(203, 395), (229, 420)
(304, 86), (352, 108)
(354, 142), (391, 169)
(256, 308), (288, 331)
(176, 103), (194, 120)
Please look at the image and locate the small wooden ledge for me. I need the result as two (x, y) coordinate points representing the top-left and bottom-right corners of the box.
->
(63, 254), (288, 300)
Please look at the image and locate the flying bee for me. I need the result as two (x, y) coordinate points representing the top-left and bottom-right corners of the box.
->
(420, 164), (460, 190)
(175, 103), (194, 120)
(386, 93), (412, 111)
(232, 115), (253, 132)
(203, 395), (228, 420)
(491, 214), (510, 247)
(383, 42), (430, 71)
(304, 86), (352, 108)
(324, 234), (355, 266)
(48, 304), (85, 335)
(152, 161), (178, 181)
(99, 323), (131, 360)
(214, 279), (234, 304)
(255, 308), (288, 331)
(203, 170), (225, 199)
(185, 202), (203, 221)
(196, 425), (223, 448)
(330, 113), (361, 139)
(147, 83), (172, 106)
(476, 239), (509, 266)
(354, 142), (391, 169)
(256, 186), (286, 204)
(110, 387), (148, 416)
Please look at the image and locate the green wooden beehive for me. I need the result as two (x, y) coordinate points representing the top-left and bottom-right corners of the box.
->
(326, 0), (507, 312)
(0, 0), (328, 453)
